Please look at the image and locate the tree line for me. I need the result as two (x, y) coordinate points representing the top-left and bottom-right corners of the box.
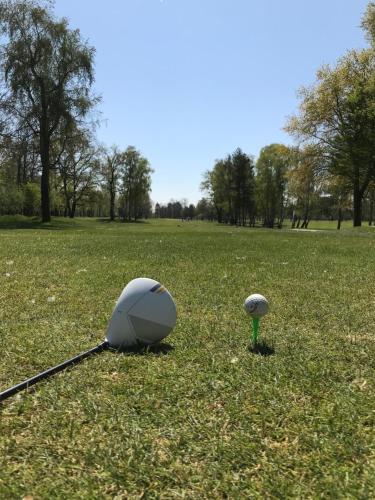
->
(0, 1), (373, 227)
(201, 3), (375, 228)
(0, 0), (152, 221)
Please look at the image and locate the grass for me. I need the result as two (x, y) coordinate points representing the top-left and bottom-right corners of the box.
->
(0, 217), (374, 498)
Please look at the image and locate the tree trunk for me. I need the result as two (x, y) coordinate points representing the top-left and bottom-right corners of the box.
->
(40, 96), (51, 223)
(69, 201), (76, 218)
(110, 190), (115, 221)
(369, 192), (374, 226)
(216, 206), (222, 223)
(353, 186), (362, 227)
(337, 206), (342, 230)
(40, 151), (50, 222)
(16, 156), (22, 187)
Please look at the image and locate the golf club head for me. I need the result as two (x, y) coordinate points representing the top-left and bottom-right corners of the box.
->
(106, 278), (177, 348)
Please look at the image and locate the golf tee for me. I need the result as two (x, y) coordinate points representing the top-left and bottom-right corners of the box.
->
(252, 317), (260, 344)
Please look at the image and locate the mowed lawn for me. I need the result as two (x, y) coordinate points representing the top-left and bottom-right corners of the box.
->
(0, 218), (374, 499)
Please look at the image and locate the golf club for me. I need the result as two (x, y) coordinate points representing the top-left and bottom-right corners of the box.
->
(0, 278), (177, 402)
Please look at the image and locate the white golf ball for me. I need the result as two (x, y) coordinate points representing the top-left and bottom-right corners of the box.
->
(244, 294), (269, 318)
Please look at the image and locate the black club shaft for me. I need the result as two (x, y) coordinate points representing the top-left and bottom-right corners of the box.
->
(0, 341), (109, 402)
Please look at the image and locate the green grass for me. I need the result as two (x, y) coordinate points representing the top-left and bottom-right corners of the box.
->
(0, 217), (374, 499)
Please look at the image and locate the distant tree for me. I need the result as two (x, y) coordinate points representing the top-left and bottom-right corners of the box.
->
(196, 197), (215, 220)
(136, 191), (152, 219)
(285, 23), (375, 226)
(23, 181), (40, 216)
(202, 148), (255, 225)
(154, 202), (161, 218)
(365, 181), (375, 225)
(324, 175), (352, 229)
(121, 147), (153, 221)
(187, 203), (195, 219)
(287, 147), (322, 229)
(0, 158), (24, 214)
(56, 128), (99, 218)
(101, 146), (124, 221)
(201, 159), (229, 223)
(362, 2), (375, 47)
(232, 148), (256, 225)
(0, 0), (98, 221)
(256, 144), (291, 228)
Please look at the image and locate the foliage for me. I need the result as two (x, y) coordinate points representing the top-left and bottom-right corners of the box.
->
(155, 200), (194, 219)
(101, 146), (124, 221)
(195, 197), (215, 220)
(0, 0), (98, 221)
(285, 36), (375, 226)
(202, 148), (256, 225)
(56, 127), (100, 218)
(255, 144), (292, 228)
(362, 1), (375, 47)
(120, 146), (153, 222)
(22, 181), (40, 216)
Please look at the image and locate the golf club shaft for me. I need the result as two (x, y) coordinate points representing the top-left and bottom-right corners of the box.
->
(0, 341), (109, 402)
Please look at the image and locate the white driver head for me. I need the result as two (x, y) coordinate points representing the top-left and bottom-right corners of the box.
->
(106, 278), (177, 348)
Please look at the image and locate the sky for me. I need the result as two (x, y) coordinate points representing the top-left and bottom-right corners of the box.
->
(54, 0), (370, 205)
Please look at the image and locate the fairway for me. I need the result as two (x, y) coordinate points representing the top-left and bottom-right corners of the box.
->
(1, 218), (375, 498)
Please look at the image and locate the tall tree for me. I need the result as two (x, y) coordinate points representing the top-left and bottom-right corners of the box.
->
(121, 147), (153, 222)
(324, 174), (352, 229)
(56, 128), (99, 218)
(285, 7), (375, 226)
(0, 0), (98, 221)
(362, 2), (375, 47)
(101, 146), (124, 221)
(256, 144), (291, 228)
(201, 159), (229, 223)
(232, 148), (256, 226)
(287, 146), (321, 229)
(202, 149), (255, 225)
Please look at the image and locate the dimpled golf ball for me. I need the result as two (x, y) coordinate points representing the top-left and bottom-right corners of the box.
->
(244, 294), (269, 318)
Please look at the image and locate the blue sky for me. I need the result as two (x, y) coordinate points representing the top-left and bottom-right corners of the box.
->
(54, 0), (369, 204)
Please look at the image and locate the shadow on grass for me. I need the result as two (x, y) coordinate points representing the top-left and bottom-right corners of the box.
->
(0, 216), (84, 231)
(248, 341), (275, 357)
(110, 342), (174, 357)
(96, 218), (150, 225)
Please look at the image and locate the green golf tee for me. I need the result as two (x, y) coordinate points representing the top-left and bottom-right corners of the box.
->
(252, 317), (260, 344)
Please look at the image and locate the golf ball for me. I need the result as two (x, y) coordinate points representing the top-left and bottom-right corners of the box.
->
(244, 294), (269, 318)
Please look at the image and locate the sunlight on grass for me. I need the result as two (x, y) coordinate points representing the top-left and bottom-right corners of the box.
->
(0, 218), (374, 498)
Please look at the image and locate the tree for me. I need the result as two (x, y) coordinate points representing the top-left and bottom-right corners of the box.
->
(232, 148), (256, 226)
(324, 175), (352, 229)
(362, 2), (375, 47)
(0, 0), (98, 221)
(365, 181), (375, 225)
(56, 128), (99, 218)
(201, 159), (229, 223)
(23, 181), (40, 215)
(287, 147), (322, 229)
(286, 17), (375, 226)
(196, 197), (215, 220)
(121, 147), (153, 222)
(256, 144), (291, 228)
(101, 146), (124, 221)
(202, 148), (255, 225)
